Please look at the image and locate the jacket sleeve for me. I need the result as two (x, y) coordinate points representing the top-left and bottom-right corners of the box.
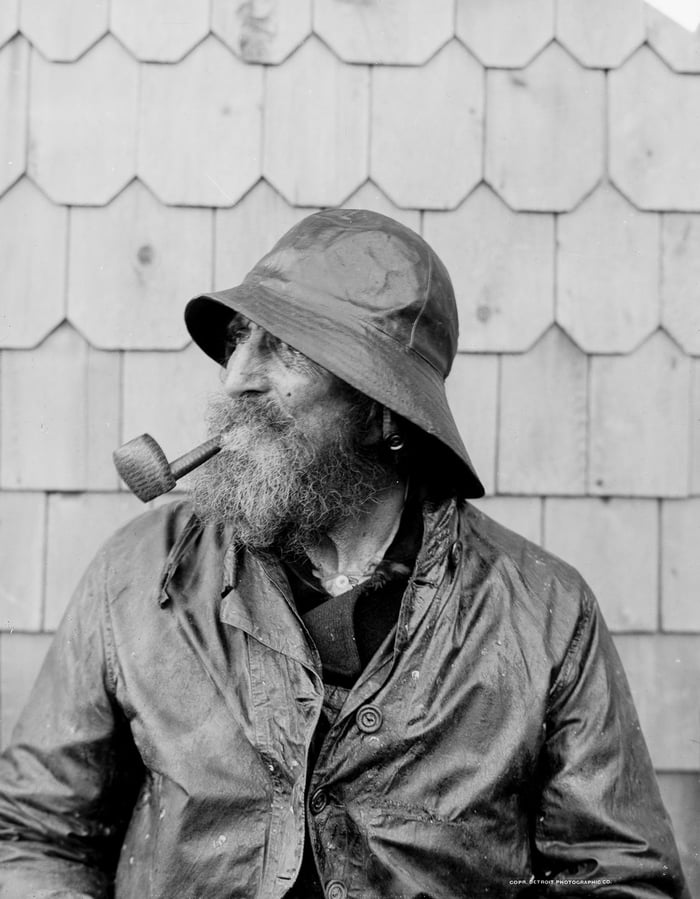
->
(533, 586), (690, 898)
(0, 546), (143, 899)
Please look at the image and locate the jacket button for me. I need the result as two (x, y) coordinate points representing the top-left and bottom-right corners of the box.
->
(356, 704), (383, 734)
(450, 539), (462, 566)
(325, 880), (347, 899)
(309, 788), (328, 814)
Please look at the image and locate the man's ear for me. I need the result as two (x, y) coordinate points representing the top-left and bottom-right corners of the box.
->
(382, 406), (404, 452)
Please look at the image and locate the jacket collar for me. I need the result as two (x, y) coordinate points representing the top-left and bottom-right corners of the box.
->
(156, 496), (461, 676)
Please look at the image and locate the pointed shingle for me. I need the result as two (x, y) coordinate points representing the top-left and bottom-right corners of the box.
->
(589, 331), (690, 497)
(0, 633), (52, 746)
(45, 493), (143, 629)
(556, 0), (645, 69)
(486, 43), (604, 211)
(557, 184), (660, 353)
(0, 492), (45, 632)
(661, 499), (700, 631)
(544, 498), (658, 632)
(646, 6), (700, 73)
(215, 180), (315, 290)
(661, 213), (700, 354)
(1, 324), (120, 490)
(69, 181), (211, 350)
(456, 0), (554, 68)
(212, 0), (311, 63)
(424, 185), (554, 351)
(615, 635), (700, 770)
(264, 38), (369, 206)
(0, 36), (28, 196)
(139, 37), (263, 206)
(111, 0), (209, 62)
(446, 353), (499, 495)
(20, 0), (107, 61)
(28, 36), (138, 205)
(342, 182), (421, 231)
(0, 179), (66, 348)
(0, 1), (18, 47)
(610, 47), (700, 211)
(498, 327), (587, 495)
(315, 0), (454, 65)
(121, 344), (215, 467)
(371, 41), (483, 210)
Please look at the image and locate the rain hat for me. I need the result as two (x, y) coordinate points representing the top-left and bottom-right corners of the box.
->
(185, 208), (484, 498)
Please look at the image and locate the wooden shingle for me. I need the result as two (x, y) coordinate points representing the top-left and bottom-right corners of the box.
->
(69, 181), (211, 350)
(20, 0), (107, 61)
(424, 185), (554, 351)
(121, 344), (215, 464)
(370, 41), (483, 210)
(342, 182), (420, 231)
(556, 0), (645, 69)
(610, 47), (700, 211)
(215, 180), (314, 290)
(28, 36), (138, 205)
(693, 361), (700, 495)
(646, 6), (700, 73)
(0, 1), (18, 47)
(0, 633), (52, 747)
(45, 492), (143, 629)
(263, 38), (369, 207)
(498, 327), (587, 495)
(657, 774), (700, 897)
(473, 496), (542, 545)
(661, 213), (700, 354)
(589, 331), (690, 497)
(212, 0), (311, 64)
(0, 178), (67, 348)
(445, 353), (499, 495)
(455, 0), (554, 68)
(0, 492), (45, 632)
(614, 634), (700, 770)
(139, 37), (263, 207)
(544, 498), (658, 632)
(557, 184), (660, 353)
(111, 0), (209, 62)
(0, 36), (28, 196)
(661, 499), (700, 631)
(314, 0), (454, 65)
(486, 43), (605, 212)
(1, 324), (120, 490)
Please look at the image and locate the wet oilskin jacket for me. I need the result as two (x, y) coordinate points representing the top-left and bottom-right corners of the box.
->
(0, 498), (689, 899)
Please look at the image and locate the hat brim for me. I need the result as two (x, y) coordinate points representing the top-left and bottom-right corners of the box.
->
(185, 279), (484, 499)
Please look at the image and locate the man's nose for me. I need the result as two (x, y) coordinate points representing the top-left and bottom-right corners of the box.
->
(222, 332), (269, 397)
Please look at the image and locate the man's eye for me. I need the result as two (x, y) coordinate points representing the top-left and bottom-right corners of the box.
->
(276, 340), (304, 362)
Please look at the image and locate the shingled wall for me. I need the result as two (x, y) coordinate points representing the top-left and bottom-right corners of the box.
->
(0, 0), (698, 888)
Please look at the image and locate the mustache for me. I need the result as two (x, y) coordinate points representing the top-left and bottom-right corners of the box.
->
(205, 393), (293, 436)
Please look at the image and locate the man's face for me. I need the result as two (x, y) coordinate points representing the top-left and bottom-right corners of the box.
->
(189, 315), (395, 552)
(219, 315), (353, 439)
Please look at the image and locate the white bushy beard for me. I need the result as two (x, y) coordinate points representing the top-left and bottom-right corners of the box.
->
(189, 393), (395, 555)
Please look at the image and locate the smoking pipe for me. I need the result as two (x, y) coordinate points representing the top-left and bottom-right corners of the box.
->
(113, 433), (222, 502)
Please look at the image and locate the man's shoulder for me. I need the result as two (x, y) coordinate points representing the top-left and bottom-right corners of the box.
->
(95, 499), (200, 592)
(459, 501), (595, 635)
